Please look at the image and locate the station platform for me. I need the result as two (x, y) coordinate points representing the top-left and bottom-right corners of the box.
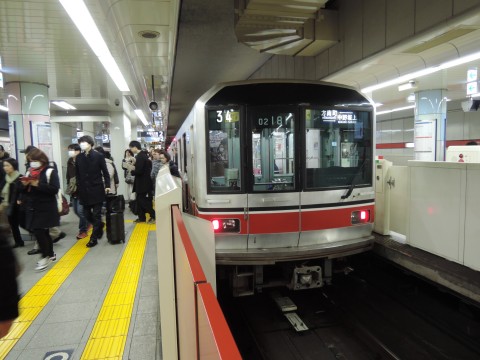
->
(373, 234), (480, 305)
(1, 209), (161, 360)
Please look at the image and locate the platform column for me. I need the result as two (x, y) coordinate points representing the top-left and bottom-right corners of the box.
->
(5, 81), (50, 165)
(109, 110), (133, 197)
(414, 89), (447, 161)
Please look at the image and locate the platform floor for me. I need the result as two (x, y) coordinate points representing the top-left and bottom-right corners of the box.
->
(1, 208), (161, 360)
(373, 234), (480, 305)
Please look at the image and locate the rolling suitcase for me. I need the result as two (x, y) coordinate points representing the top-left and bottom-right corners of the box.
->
(106, 212), (125, 244)
(106, 194), (125, 244)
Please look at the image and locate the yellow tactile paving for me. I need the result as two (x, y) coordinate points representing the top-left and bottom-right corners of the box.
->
(81, 222), (155, 360)
(0, 234), (93, 359)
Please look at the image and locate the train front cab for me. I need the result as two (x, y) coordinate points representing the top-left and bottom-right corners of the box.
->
(184, 82), (375, 295)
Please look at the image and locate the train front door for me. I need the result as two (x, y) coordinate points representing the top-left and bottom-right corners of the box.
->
(246, 106), (301, 250)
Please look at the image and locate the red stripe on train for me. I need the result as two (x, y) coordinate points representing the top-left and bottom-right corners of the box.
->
(196, 204), (375, 234)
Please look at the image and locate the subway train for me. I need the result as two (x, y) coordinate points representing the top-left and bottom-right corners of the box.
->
(171, 80), (375, 295)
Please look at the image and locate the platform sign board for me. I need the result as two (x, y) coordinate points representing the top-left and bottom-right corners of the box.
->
(414, 120), (436, 161)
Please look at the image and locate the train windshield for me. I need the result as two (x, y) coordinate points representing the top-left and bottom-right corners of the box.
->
(305, 108), (372, 189)
(207, 108), (242, 192)
(250, 108), (295, 192)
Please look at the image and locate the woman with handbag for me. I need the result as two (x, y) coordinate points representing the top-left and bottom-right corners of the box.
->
(0, 158), (23, 248)
(19, 148), (60, 271)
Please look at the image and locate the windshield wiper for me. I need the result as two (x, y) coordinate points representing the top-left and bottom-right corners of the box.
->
(341, 159), (367, 199)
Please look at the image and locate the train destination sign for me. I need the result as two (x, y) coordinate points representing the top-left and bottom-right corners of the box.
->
(321, 110), (357, 124)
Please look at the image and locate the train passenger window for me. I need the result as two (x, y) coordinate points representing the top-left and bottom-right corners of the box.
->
(207, 108), (242, 192)
(305, 108), (372, 189)
(251, 109), (295, 192)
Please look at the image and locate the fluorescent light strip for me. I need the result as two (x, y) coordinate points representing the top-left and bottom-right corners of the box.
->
(377, 105), (415, 115)
(0, 104), (8, 112)
(59, 0), (130, 92)
(362, 50), (480, 93)
(134, 109), (148, 126)
(52, 101), (76, 110)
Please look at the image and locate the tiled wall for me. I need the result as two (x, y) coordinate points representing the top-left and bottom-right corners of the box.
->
(376, 100), (480, 165)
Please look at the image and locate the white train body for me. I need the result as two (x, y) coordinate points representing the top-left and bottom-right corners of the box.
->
(172, 80), (375, 275)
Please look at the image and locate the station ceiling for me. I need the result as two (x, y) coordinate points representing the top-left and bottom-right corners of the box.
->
(0, 0), (480, 142)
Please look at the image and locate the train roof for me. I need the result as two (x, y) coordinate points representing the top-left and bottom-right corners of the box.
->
(196, 79), (374, 108)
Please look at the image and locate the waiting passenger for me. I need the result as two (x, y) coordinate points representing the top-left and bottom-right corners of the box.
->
(19, 148), (60, 271)
(95, 147), (119, 195)
(122, 149), (136, 203)
(0, 158), (24, 248)
(66, 143), (91, 240)
(128, 141), (155, 224)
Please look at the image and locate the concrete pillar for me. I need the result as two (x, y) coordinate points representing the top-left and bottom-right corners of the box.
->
(109, 111), (133, 197)
(414, 89), (447, 161)
(5, 81), (52, 167)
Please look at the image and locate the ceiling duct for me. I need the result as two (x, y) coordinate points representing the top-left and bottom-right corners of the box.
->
(462, 99), (480, 112)
(234, 0), (337, 56)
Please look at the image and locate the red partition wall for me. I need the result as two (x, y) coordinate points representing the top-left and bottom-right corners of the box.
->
(197, 283), (242, 360)
(172, 206), (240, 359)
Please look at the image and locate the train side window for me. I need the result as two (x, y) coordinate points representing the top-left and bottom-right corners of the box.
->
(304, 108), (372, 189)
(251, 109), (295, 192)
(207, 108), (242, 192)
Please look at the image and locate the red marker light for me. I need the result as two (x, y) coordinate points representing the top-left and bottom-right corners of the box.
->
(212, 220), (220, 230)
(360, 211), (367, 220)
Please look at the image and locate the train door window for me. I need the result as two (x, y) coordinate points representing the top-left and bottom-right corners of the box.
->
(207, 108), (242, 192)
(304, 108), (372, 189)
(250, 108), (295, 192)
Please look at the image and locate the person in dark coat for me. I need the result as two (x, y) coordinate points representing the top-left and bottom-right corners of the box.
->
(0, 220), (18, 338)
(19, 148), (60, 271)
(0, 145), (11, 180)
(0, 158), (24, 248)
(67, 143), (91, 240)
(128, 141), (155, 224)
(75, 135), (110, 248)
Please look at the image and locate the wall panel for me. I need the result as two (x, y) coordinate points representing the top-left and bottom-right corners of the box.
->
(363, 0), (386, 57)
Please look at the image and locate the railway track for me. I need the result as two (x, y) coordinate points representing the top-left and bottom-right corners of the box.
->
(219, 253), (480, 359)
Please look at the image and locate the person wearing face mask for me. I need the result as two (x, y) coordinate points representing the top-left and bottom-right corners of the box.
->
(66, 143), (91, 239)
(20, 145), (65, 256)
(19, 148), (60, 271)
(75, 135), (111, 248)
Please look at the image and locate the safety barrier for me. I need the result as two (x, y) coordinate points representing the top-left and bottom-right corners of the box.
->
(171, 205), (241, 359)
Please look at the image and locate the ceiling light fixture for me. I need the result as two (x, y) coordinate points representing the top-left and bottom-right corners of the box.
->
(361, 50), (480, 93)
(398, 80), (416, 91)
(52, 101), (76, 110)
(58, 0), (130, 92)
(377, 105), (415, 115)
(134, 109), (148, 126)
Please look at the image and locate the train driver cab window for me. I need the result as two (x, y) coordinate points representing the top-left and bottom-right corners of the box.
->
(251, 109), (295, 192)
(305, 108), (372, 189)
(207, 108), (242, 192)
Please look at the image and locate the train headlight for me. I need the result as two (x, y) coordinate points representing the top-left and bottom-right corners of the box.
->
(211, 219), (240, 233)
(351, 210), (370, 224)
